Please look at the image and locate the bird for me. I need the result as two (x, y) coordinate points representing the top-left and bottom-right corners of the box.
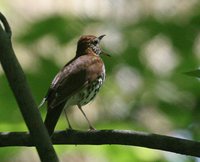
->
(39, 35), (108, 136)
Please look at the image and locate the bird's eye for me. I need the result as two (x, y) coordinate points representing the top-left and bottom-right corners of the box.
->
(93, 39), (99, 45)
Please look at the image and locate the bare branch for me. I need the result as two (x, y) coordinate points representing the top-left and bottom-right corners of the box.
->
(0, 130), (200, 157)
(0, 12), (59, 162)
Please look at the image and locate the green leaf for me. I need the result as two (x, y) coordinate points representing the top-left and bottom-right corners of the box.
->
(184, 69), (200, 78)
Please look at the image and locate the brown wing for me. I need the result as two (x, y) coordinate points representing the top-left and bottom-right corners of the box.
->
(46, 59), (86, 109)
(44, 54), (104, 135)
(45, 54), (103, 109)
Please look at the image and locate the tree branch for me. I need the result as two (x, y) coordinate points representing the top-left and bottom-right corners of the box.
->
(0, 129), (200, 157)
(0, 12), (59, 162)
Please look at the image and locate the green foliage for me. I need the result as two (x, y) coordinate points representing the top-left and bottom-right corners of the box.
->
(18, 15), (101, 45)
(1, 2), (200, 162)
(185, 69), (200, 78)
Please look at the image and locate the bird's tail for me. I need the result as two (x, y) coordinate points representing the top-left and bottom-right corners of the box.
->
(44, 103), (64, 136)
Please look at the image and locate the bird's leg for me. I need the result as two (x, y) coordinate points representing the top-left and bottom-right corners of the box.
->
(64, 109), (72, 129)
(77, 105), (95, 130)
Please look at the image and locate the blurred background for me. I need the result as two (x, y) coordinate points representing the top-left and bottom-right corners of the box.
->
(1, 0), (200, 161)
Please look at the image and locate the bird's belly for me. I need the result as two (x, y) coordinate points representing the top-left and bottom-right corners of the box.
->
(65, 76), (103, 108)
(79, 76), (104, 105)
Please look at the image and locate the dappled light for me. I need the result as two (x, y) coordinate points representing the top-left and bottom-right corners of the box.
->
(1, 0), (200, 161)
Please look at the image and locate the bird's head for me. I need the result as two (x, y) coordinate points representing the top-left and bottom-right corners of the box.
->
(76, 35), (108, 57)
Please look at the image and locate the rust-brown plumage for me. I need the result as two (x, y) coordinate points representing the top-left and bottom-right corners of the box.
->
(40, 35), (106, 135)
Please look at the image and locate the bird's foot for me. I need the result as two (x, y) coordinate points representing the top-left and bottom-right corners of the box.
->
(66, 127), (74, 133)
(88, 126), (96, 131)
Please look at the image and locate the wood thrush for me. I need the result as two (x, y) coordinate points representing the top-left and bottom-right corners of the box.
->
(39, 35), (107, 136)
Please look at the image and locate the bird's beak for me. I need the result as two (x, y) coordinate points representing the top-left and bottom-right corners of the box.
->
(98, 34), (106, 41)
(98, 35), (111, 57)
